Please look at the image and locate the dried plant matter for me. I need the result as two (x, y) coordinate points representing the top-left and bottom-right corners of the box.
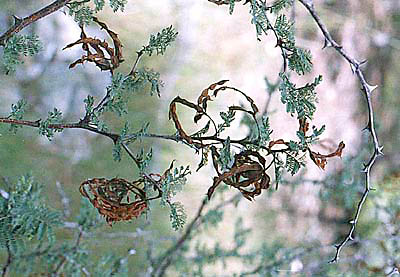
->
(80, 178), (147, 226)
(79, 162), (182, 225)
(168, 80), (344, 200)
(63, 17), (124, 73)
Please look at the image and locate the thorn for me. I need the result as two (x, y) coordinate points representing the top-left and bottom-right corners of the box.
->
(322, 38), (332, 50)
(349, 235), (354, 240)
(365, 84), (378, 93)
(359, 59), (367, 66)
(12, 15), (22, 25)
(361, 123), (370, 132)
(328, 258), (338, 264)
(361, 165), (368, 173)
(377, 145), (384, 156)
(349, 219), (355, 224)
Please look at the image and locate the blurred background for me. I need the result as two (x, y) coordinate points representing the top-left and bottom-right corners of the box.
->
(0, 0), (399, 275)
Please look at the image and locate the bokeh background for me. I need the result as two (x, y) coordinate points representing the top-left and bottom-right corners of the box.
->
(0, 0), (399, 275)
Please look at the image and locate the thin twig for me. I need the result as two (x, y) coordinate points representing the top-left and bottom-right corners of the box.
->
(152, 193), (242, 277)
(0, 118), (119, 142)
(1, 242), (12, 277)
(0, 0), (73, 46)
(128, 50), (144, 76)
(297, 0), (383, 262)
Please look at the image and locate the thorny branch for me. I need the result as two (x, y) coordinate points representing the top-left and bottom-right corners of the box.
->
(297, 0), (383, 263)
(0, 0), (73, 46)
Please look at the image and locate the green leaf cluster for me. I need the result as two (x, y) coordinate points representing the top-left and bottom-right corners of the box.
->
(102, 70), (162, 118)
(38, 108), (63, 140)
(279, 73), (322, 120)
(169, 201), (187, 231)
(2, 34), (42, 73)
(7, 99), (27, 133)
(270, 0), (293, 13)
(109, 0), (128, 12)
(217, 109), (235, 135)
(257, 115), (272, 148)
(67, 1), (94, 26)
(135, 148), (153, 172)
(249, 0), (271, 39)
(142, 26), (178, 56)
(160, 165), (190, 230)
(218, 137), (233, 171)
(0, 175), (61, 255)
(112, 122), (130, 162)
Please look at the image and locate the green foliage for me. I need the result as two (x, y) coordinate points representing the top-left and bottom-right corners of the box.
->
(77, 198), (103, 231)
(161, 165), (190, 206)
(270, 0), (293, 13)
(123, 122), (150, 143)
(169, 201), (187, 231)
(67, 1), (94, 26)
(2, 34), (42, 73)
(229, 0), (236, 15)
(135, 148), (153, 172)
(38, 108), (63, 140)
(218, 137), (233, 171)
(1, 0), (392, 275)
(7, 99), (27, 133)
(0, 175), (61, 254)
(257, 115), (272, 148)
(249, 0), (270, 39)
(112, 122), (130, 162)
(134, 68), (163, 96)
(288, 47), (313, 75)
(109, 0), (128, 12)
(94, 0), (106, 12)
(274, 14), (295, 49)
(217, 109), (236, 134)
(279, 73), (322, 120)
(273, 152), (284, 186)
(142, 25), (178, 56)
(160, 165), (191, 230)
(285, 152), (305, 175)
(103, 70), (162, 117)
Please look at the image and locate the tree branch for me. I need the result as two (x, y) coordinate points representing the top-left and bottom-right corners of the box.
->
(0, 117), (119, 142)
(296, 0), (383, 263)
(0, 0), (73, 46)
